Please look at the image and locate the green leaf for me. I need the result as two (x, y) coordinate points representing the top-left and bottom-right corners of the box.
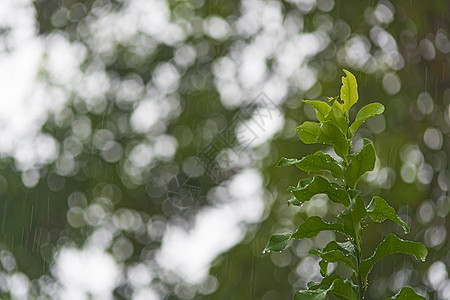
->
(287, 197), (302, 206)
(276, 157), (301, 167)
(309, 248), (355, 271)
(386, 287), (427, 300)
(297, 121), (320, 144)
(338, 190), (367, 243)
(359, 233), (428, 283)
(283, 152), (344, 179)
(288, 176), (348, 206)
(308, 274), (341, 290)
(294, 289), (327, 300)
(367, 196), (410, 233)
(303, 100), (331, 122)
(264, 232), (292, 252)
(346, 139), (375, 189)
(340, 69), (359, 116)
(315, 241), (357, 276)
(325, 100), (348, 135)
(294, 277), (358, 300)
(327, 278), (359, 300)
(297, 121), (349, 159)
(317, 122), (349, 160)
(327, 96), (343, 111)
(348, 102), (385, 137)
(277, 152), (344, 179)
(292, 216), (344, 239)
(323, 240), (356, 257)
(318, 260), (329, 276)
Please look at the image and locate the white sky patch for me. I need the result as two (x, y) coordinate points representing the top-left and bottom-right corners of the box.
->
(0, 0), (45, 157)
(239, 46), (268, 89)
(237, 107), (285, 148)
(156, 169), (265, 284)
(204, 16), (230, 40)
(130, 100), (161, 133)
(53, 246), (121, 300)
(0, 1), (82, 170)
(213, 0), (330, 109)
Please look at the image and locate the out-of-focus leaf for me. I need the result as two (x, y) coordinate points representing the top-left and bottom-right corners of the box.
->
(359, 234), (428, 283)
(367, 196), (410, 233)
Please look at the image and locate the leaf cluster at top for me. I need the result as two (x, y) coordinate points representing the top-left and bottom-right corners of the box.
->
(265, 70), (427, 300)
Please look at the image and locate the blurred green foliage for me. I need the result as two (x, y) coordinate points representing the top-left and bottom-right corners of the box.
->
(0, 0), (448, 299)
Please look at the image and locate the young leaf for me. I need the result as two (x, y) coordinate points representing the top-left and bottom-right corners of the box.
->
(279, 152), (344, 179)
(386, 287), (427, 300)
(327, 278), (359, 300)
(367, 196), (410, 233)
(323, 240), (356, 257)
(319, 259), (329, 276)
(308, 274), (341, 290)
(328, 96), (344, 113)
(324, 100), (348, 135)
(297, 121), (320, 144)
(294, 277), (358, 300)
(297, 121), (349, 160)
(359, 233), (428, 283)
(340, 69), (359, 117)
(348, 102), (385, 137)
(287, 198), (302, 206)
(277, 157), (301, 167)
(303, 100), (331, 122)
(264, 232), (292, 252)
(294, 289), (327, 300)
(309, 248), (355, 271)
(346, 139), (375, 189)
(338, 191), (367, 243)
(288, 176), (348, 206)
(317, 122), (349, 160)
(292, 216), (344, 239)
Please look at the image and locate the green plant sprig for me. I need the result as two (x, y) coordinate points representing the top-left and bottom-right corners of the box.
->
(264, 70), (427, 300)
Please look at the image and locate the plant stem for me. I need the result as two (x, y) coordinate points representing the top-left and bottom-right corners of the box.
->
(355, 245), (364, 299)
